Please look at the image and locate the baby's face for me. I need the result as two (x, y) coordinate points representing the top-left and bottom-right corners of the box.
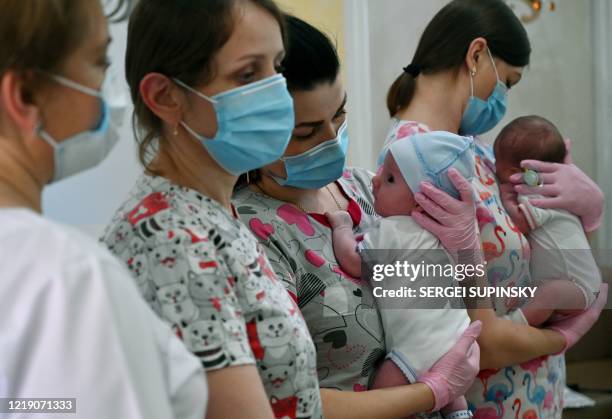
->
(372, 153), (417, 217)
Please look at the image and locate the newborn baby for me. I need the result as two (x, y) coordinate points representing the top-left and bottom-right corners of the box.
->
(328, 131), (475, 417)
(494, 115), (601, 325)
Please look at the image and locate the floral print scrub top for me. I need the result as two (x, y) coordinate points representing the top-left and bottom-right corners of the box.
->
(234, 168), (387, 392)
(101, 174), (322, 419)
(380, 119), (566, 419)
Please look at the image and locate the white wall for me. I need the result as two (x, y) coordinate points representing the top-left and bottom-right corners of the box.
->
(351, 0), (597, 176)
(42, 20), (141, 236)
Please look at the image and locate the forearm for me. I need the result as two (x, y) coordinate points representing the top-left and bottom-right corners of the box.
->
(321, 384), (434, 419)
(469, 308), (565, 369)
(331, 225), (362, 278)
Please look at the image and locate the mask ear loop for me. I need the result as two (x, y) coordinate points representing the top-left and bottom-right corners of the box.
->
(487, 48), (501, 82)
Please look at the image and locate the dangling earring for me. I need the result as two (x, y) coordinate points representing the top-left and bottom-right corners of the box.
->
(173, 124), (179, 136)
(470, 66), (477, 77)
(246, 171), (251, 184)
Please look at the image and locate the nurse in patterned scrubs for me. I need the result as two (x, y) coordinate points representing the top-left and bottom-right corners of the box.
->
(235, 15), (483, 419)
(102, 2), (323, 419)
(379, 1), (607, 418)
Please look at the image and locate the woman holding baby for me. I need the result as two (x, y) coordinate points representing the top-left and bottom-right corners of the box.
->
(235, 0), (607, 418)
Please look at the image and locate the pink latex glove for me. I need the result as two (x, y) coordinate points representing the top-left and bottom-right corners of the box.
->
(412, 168), (482, 264)
(547, 283), (608, 352)
(509, 139), (604, 232)
(418, 321), (482, 412)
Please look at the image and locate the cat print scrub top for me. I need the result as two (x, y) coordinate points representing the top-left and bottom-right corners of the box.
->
(380, 119), (565, 419)
(102, 174), (322, 419)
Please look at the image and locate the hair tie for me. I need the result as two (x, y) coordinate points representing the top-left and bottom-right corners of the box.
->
(403, 63), (421, 77)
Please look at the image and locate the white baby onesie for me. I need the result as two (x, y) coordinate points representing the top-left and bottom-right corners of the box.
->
(359, 216), (470, 381)
(518, 194), (601, 307)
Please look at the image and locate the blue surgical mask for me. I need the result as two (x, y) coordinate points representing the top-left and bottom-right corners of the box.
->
(272, 121), (349, 189)
(174, 74), (294, 176)
(459, 48), (508, 136)
(38, 70), (127, 183)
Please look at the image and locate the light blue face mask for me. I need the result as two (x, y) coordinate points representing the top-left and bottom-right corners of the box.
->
(272, 120), (349, 189)
(38, 70), (127, 183)
(459, 48), (508, 136)
(174, 74), (294, 176)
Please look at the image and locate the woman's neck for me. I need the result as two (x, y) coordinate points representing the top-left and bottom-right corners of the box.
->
(396, 72), (466, 134)
(152, 135), (237, 211)
(253, 171), (336, 213)
(0, 136), (43, 212)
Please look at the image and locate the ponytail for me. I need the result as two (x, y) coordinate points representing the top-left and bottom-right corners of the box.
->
(386, 0), (531, 117)
(386, 72), (417, 117)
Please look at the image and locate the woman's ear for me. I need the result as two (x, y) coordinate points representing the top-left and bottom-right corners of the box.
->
(139, 73), (184, 126)
(465, 37), (489, 75)
(0, 71), (40, 136)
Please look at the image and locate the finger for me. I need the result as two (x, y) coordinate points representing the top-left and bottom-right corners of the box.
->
(537, 173), (557, 185)
(452, 323), (480, 353)
(419, 182), (463, 215)
(508, 176), (522, 186)
(514, 184), (559, 197)
(564, 138), (573, 164)
(464, 320), (482, 339)
(467, 341), (481, 372)
(448, 168), (475, 205)
(411, 210), (444, 235)
(415, 191), (451, 222)
(524, 197), (565, 210)
(520, 160), (561, 173)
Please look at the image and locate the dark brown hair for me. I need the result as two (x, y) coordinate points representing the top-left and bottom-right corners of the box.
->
(387, 0), (531, 117)
(494, 115), (567, 166)
(125, 0), (287, 170)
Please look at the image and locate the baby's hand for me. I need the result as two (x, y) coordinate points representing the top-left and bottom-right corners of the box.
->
(326, 211), (353, 230)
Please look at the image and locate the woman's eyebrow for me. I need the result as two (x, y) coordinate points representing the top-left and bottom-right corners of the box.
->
(296, 93), (348, 128)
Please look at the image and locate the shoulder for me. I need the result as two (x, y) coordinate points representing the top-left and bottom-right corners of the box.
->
(1, 209), (143, 307)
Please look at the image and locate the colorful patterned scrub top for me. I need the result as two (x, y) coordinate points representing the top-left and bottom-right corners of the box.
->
(101, 174), (322, 419)
(380, 119), (566, 419)
(233, 168), (387, 392)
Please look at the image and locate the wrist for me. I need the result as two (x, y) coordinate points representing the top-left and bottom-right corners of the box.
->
(418, 373), (450, 412)
(547, 327), (569, 354)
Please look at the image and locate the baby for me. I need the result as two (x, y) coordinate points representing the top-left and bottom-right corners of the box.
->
(328, 131), (476, 418)
(494, 115), (601, 326)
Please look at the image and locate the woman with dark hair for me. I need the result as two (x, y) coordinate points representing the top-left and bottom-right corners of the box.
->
(379, 0), (607, 417)
(0, 1), (207, 418)
(101, 1), (324, 418)
(234, 15), (482, 419)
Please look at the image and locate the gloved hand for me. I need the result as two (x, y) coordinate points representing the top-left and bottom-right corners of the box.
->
(547, 283), (608, 352)
(509, 139), (604, 232)
(326, 210), (353, 230)
(418, 321), (482, 412)
(412, 168), (482, 264)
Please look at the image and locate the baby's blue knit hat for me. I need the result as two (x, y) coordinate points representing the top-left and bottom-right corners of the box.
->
(388, 131), (476, 199)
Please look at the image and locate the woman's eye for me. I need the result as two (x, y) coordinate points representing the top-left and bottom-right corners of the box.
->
(98, 57), (111, 70)
(293, 130), (316, 140)
(240, 72), (256, 83)
(333, 108), (347, 120)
